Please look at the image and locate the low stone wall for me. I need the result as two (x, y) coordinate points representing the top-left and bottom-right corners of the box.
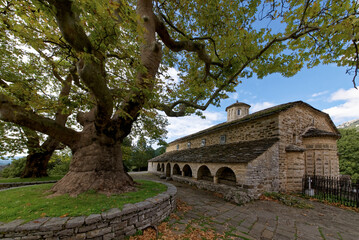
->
(0, 181), (177, 240)
(170, 175), (260, 204)
(0, 181), (58, 190)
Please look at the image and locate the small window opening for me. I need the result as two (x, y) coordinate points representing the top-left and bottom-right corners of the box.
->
(220, 135), (226, 144)
(237, 109), (241, 115)
(201, 139), (206, 147)
(187, 142), (191, 149)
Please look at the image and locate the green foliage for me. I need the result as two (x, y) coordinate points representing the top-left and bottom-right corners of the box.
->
(0, 180), (167, 222)
(338, 129), (359, 183)
(122, 137), (167, 172)
(0, 0), (358, 182)
(128, 136), (156, 171)
(0, 158), (26, 178)
(47, 151), (71, 176)
(263, 192), (314, 209)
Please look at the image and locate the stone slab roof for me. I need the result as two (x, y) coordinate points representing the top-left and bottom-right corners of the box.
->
(149, 138), (279, 164)
(302, 128), (340, 139)
(225, 102), (251, 111)
(285, 145), (306, 152)
(169, 101), (339, 144)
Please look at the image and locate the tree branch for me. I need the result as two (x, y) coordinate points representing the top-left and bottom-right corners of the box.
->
(0, 94), (80, 147)
(154, 15), (223, 68)
(50, 0), (114, 127)
(155, 25), (323, 117)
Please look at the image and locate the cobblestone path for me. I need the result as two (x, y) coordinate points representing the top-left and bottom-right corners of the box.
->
(131, 172), (359, 240)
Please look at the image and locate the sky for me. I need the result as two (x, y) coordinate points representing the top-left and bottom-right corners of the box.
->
(163, 64), (359, 144)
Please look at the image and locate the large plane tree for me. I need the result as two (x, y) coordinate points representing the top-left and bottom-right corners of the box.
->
(0, 0), (358, 196)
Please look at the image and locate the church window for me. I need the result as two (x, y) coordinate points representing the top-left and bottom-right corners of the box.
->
(220, 135), (226, 144)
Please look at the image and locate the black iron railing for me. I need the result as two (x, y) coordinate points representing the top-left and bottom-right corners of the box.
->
(302, 175), (359, 208)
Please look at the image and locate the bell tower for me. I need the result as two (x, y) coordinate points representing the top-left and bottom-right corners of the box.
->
(225, 101), (251, 122)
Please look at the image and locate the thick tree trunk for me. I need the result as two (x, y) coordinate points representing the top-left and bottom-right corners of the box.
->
(51, 124), (135, 196)
(21, 137), (60, 178)
(21, 151), (53, 178)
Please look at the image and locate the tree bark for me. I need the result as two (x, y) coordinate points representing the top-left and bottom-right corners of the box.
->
(21, 150), (53, 178)
(21, 136), (60, 178)
(50, 121), (135, 196)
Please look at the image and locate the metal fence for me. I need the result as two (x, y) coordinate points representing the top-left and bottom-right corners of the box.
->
(302, 175), (359, 208)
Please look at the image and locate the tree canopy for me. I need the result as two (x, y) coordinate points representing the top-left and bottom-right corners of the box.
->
(338, 129), (359, 182)
(0, 0), (358, 195)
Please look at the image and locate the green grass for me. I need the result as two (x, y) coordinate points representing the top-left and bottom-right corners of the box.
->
(0, 176), (63, 183)
(264, 192), (314, 209)
(0, 180), (166, 222)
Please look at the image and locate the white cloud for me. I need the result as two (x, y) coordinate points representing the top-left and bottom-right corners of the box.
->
(311, 91), (328, 98)
(166, 67), (180, 84)
(165, 111), (226, 142)
(229, 92), (238, 100)
(250, 102), (275, 113)
(322, 88), (359, 124)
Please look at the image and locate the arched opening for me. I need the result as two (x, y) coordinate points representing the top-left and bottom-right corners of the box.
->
(216, 167), (236, 186)
(197, 165), (213, 182)
(183, 164), (192, 177)
(173, 164), (181, 175)
(157, 163), (161, 172)
(161, 163), (165, 172)
(165, 163), (171, 177)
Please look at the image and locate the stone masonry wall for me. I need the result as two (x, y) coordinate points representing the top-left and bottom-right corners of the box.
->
(303, 137), (339, 177)
(166, 114), (279, 152)
(0, 182), (177, 240)
(150, 143), (279, 202)
(245, 142), (280, 193)
(278, 105), (339, 191)
(171, 175), (258, 205)
(0, 181), (58, 190)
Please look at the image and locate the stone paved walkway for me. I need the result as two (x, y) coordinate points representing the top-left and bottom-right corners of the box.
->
(131, 172), (359, 240)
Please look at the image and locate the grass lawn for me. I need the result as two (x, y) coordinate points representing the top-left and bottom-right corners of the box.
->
(0, 180), (166, 222)
(0, 176), (63, 183)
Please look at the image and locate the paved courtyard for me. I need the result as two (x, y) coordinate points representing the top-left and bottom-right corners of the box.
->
(131, 172), (359, 240)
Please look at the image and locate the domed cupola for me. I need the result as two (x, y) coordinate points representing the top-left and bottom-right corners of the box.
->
(225, 101), (251, 122)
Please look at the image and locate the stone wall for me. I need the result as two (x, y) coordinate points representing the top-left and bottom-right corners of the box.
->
(245, 142), (280, 193)
(166, 114), (279, 152)
(160, 102), (340, 193)
(0, 181), (58, 190)
(171, 175), (258, 205)
(278, 105), (339, 191)
(0, 182), (177, 240)
(303, 137), (339, 177)
(149, 143), (279, 202)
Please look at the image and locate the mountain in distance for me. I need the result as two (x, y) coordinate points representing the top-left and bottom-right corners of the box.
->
(337, 119), (359, 130)
(0, 156), (23, 166)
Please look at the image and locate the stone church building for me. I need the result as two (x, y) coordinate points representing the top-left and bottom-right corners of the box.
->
(148, 101), (340, 200)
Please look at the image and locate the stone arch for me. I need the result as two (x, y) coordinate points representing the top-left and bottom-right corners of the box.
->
(156, 163), (161, 172)
(197, 165), (213, 182)
(183, 164), (192, 177)
(161, 163), (165, 172)
(173, 164), (181, 175)
(166, 163), (171, 177)
(216, 167), (236, 186)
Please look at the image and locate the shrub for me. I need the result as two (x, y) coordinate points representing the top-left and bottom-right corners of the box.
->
(48, 152), (71, 176)
(0, 158), (26, 178)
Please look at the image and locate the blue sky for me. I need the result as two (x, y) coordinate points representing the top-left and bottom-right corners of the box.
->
(164, 64), (359, 143)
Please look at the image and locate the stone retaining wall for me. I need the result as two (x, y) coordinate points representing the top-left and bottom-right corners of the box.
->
(170, 175), (259, 204)
(0, 181), (58, 190)
(0, 181), (176, 240)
